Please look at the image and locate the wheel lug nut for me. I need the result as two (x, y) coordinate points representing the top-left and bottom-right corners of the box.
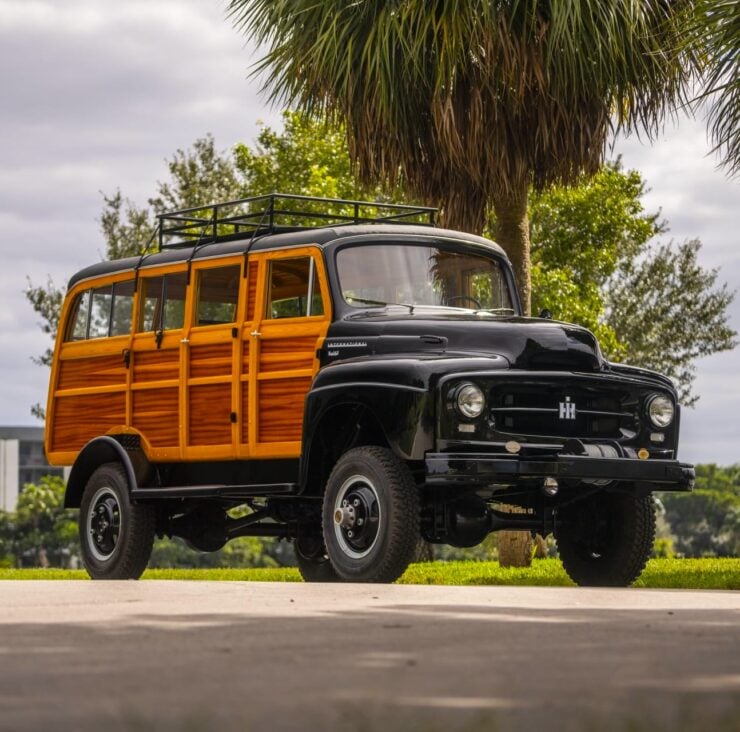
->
(347, 530), (354, 538)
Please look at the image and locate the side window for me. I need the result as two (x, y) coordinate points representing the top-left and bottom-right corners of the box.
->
(267, 257), (324, 319)
(139, 272), (188, 331)
(88, 286), (113, 339)
(196, 265), (240, 326)
(68, 291), (90, 341)
(65, 279), (136, 341)
(110, 280), (135, 336)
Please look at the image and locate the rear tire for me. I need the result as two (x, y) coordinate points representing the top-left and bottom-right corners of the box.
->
(555, 492), (656, 587)
(322, 446), (420, 583)
(79, 463), (155, 580)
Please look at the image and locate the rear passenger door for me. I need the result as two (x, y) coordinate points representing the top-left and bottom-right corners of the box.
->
(244, 247), (331, 458)
(130, 267), (188, 458)
(182, 258), (243, 459)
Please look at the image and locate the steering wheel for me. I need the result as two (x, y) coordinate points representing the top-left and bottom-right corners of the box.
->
(446, 295), (482, 309)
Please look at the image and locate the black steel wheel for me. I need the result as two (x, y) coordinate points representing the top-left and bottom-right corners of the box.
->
(79, 463), (155, 580)
(322, 446), (420, 583)
(295, 533), (340, 582)
(555, 491), (656, 587)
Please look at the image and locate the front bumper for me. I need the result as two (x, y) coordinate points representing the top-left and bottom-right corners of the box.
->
(425, 452), (695, 492)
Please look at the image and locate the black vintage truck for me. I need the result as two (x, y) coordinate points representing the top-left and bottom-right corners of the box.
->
(46, 194), (694, 585)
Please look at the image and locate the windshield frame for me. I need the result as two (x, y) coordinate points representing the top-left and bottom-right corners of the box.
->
(329, 235), (521, 318)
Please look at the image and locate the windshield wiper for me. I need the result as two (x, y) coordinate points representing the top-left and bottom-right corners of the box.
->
(474, 307), (517, 316)
(346, 296), (415, 313)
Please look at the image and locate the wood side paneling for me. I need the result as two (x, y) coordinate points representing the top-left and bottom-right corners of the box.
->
(189, 343), (232, 379)
(189, 384), (232, 445)
(259, 337), (316, 372)
(241, 341), (251, 372)
(240, 385), (249, 444)
(57, 354), (127, 391)
(133, 350), (179, 382)
(246, 264), (259, 321)
(258, 377), (311, 443)
(51, 392), (126, 453)
(132, 388), (179, 447)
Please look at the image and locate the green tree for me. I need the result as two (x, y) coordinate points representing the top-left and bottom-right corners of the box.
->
(523, 162), (736, 404)
(229, 0), (697, 314)
(4, 476), (78, 568)
(660, 465), (740, 557)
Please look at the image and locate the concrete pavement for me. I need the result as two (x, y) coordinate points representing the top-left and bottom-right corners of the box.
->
(0, 581), (738, 731)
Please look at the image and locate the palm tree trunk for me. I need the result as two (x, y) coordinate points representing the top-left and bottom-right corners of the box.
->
(492, 182), (531, 315)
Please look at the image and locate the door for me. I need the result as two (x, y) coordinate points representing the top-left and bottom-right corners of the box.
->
(129, 267), (188, 459)
(240, 247), (331, 458)
(182, 258), (243, 459)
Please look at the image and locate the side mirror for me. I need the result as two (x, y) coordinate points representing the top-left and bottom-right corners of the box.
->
(539, 309), (552, 320)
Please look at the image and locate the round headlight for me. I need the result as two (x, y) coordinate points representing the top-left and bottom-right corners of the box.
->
(455, 383), (485, 419)
(647, 395), (674, 429)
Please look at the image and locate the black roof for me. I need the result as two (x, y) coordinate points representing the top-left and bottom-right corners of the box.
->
(67, 194), (506, 289)
(67, 224), (507, 289)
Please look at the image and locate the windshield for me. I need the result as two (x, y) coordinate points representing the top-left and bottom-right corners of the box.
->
(336, 243), (514, 312)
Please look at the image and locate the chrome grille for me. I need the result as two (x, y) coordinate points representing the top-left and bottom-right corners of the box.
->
(489, 382), (638, 439)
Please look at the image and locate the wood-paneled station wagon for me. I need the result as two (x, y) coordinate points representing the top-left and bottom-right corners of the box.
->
(46, 194), (694, 585)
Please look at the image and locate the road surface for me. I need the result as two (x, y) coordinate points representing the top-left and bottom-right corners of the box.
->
(0, 581), (738, 731)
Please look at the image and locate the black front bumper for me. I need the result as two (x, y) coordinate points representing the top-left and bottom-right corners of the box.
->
(425, 452), (695, 491)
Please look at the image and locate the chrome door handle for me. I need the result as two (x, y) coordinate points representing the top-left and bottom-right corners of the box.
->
(250, 330), (261, 338)
(180, 338), (190, 344)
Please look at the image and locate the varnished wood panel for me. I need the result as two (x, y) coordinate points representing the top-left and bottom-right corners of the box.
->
(57, 354), (126, 391)
(259, 337), (316, 373)
(189, 383), (232, 445)
(51, 392), (126, 453)
(258, 377), (311, 443)
(246, 264), (259, 321)
(133, 350), (179, 383)
(132, 388), (179, 447)
(240, 385), (249, 444)
(189, 343), (232, 379)
(241, 341), (251, 372)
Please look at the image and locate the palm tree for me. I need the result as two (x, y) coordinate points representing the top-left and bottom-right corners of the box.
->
(695, 0), (740, 176)
(228, 0), (697, 313)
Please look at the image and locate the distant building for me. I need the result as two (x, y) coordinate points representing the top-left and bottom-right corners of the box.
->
(0, 426), (66, 512)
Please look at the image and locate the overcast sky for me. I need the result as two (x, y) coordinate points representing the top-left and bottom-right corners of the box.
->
(0, 0), (738, 465)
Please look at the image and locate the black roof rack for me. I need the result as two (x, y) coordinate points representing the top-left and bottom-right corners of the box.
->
(157, 193), (437, 251)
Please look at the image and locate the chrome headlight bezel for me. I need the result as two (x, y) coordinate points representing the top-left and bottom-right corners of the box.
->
(647, 394), (675, 429)
(454, 383), (486, 419)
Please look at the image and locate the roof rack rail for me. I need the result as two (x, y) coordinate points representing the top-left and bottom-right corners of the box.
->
(157, 192), (438, 250)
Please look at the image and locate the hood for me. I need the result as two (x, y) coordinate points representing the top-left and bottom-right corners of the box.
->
(325, 312), (605, 371)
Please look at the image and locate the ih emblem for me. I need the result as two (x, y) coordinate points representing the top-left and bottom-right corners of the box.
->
(559, 396), (576, 420)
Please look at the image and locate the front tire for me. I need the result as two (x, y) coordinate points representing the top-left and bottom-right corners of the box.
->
(295, 533), (340, 582)
(79, 463), (155, 580)
(322, 447), (420, 583)
(555, 491), (656, 587)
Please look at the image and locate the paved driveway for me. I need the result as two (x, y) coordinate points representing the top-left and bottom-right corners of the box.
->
(1, 581), (738, 731)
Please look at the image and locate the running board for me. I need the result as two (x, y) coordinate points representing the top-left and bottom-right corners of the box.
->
(131, 483), (297, 501)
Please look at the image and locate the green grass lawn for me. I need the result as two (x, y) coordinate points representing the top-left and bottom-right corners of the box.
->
(1, 557), (738, 589)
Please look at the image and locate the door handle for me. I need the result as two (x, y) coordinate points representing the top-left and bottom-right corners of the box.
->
(180, 338), (190, 344)
(250, 330), (261, 338)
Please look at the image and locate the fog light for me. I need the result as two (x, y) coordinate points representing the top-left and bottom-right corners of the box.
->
(638, 448), (650, 460)
(650, 432), (665, 443)
(542, 477), (559, 496)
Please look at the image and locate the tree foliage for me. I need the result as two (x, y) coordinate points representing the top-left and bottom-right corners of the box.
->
(660, 464), (740, 557)
(0, 476), (78, 567)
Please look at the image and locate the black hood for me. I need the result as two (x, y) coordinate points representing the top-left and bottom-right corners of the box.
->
(325, 312), (605, 371)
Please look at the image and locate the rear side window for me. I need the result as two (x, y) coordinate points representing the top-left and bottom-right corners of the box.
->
(139, 272), (188, 331)
(66, 280), (136, 341)
(196, 265), (240, 326)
